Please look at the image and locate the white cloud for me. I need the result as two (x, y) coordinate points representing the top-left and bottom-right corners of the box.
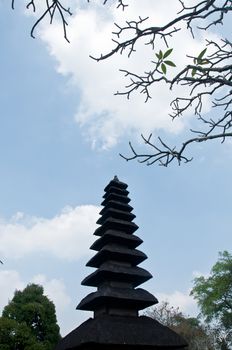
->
(37, 1), (215, 148)
(0, 270), (24, 312)
(0, 205), (99, 260)
(32, 274), (71, 311)
(156, 290), (198, 316)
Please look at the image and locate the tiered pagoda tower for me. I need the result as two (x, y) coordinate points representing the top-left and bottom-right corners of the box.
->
(55, 177), (187, 350)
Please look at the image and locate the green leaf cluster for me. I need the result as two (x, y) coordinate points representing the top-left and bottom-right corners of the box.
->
(191, 251), (232, 330)
(1, 284), (61, 350)
(155, 48), (176, 75)
(0, 317), (38, 350)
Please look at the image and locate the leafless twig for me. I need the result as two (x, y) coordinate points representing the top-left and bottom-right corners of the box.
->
(120, 129), (232, 167)
(11, 0), (127, 42)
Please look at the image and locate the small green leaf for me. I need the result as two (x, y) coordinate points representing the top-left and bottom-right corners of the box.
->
(199, 60), (209, 65)
(156, 50), (163, 60)
(163, 48), (173, 59)
(197, 48), (207, 63)
(164, 60), (176, 67)
(161, 63), (167, 74)
(192, 68), (197, 77)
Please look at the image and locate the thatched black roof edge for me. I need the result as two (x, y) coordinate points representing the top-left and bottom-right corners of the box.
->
(97, 208), (136, 225)
(76, 287), (157, 311)
(81, 264), (152, 287)
(104, 177), (128, 192)
(100, 201), (133, 215)
(55, 315), (188, 350)
(102, 186), (129, 198)
(86, 245), (147, 267)
(101, 192), (131, 206)
(90, 231), (143, 251)
(93, 218), (138, 236)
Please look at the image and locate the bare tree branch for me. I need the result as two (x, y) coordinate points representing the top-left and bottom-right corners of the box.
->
(120, 130), (232, 167)
(11, 0), (232, 166)
(96, 1), (231, 166)
(91, 0), (231, 61)
(12, 0), (72, 42)
(11, 0), (127, 42)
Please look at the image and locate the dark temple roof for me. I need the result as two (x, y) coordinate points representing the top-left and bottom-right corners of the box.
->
(76, 176), (157, 315)
(55, 177), (188, 350)
(56, 315), (187, 350)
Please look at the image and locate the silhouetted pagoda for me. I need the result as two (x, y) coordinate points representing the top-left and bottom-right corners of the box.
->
(56, 177), (187, 350)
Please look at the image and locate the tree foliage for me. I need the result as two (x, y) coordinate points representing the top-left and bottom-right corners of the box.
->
(191, 251), (232, 348)
(0, 317), (41, 350)
(1, 283), (61, 350)
(145, 301), (214, 350)
(12, 1), (232, 166)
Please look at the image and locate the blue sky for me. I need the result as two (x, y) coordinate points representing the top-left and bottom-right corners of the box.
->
(0, 0), (231, 336)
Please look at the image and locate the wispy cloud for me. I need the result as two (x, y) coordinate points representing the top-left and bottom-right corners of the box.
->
(0, 205), (99, 260)
(37, 1), (214, 148)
